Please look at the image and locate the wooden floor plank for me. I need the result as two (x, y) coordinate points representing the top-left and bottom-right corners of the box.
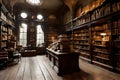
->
(0, 55), (120, 80)
(22, 57), (31, 80)
(7, 63), (21, 80)
(40, 56), (91, 80)
(37, 56), (63, 80)
(14, 58), (26, 80)
(79, 59), (120, 80)
(0, 62), (20, 80)
(37, 56), (53, 80)
(29, 57), (45, 80)
(0, 66), (14, 80)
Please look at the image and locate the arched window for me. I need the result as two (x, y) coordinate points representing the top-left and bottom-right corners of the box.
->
(19, 23), (27, 47)
(36, 25), (44, 47)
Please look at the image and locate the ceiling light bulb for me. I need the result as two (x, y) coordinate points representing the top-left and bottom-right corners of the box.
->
(37, 14), (43, 20)
(21, 12), (27, 18)
(26, 0), (41, 5)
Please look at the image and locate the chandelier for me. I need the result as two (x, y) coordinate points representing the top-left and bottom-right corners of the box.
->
(26, 0), (41, 5)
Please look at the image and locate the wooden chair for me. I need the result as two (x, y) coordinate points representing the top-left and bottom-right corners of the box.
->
(8, 50), (21, 63)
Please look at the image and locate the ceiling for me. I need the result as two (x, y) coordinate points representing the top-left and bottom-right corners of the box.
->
(1, 0), (66, 16)
(19, 0), (63, 11)
(1, 0), (92, 16)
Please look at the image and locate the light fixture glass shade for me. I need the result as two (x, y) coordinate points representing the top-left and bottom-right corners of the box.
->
(37, 14), (43, 20)
(21, 12), (27, 18)
(26, 0), (41, 5)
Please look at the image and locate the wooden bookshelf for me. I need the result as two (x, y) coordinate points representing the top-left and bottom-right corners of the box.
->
(91, 23), (111, 67)
(73, 27), (90, 60)
(64, 0), (120, 73)
(112, 18), (120, 71)
(47, 26), (58, 46)
(0, 3), (15, 50)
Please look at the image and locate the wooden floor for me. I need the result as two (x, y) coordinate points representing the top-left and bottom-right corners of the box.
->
(0, 55), (120, 80)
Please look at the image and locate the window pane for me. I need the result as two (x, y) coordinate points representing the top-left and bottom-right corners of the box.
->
(40, 40), (44, 43)
(37, 25), (43, 33)
(36, 25), (44, 47)
(19, 40), (27, 47)
(36, 40), (44, 47)
(19, 23), (27, 47)
(37, 40), (44, 43)
(24, 27), (27, 32)
(20, 27), (24, 32)
(37, 34), (44, 39)
(21, 23), (27, 32)
(20, 33), (27, 39)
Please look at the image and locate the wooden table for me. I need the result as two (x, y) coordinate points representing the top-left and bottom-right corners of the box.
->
(46, 48), (80, 75)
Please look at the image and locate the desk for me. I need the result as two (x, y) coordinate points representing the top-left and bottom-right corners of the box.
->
(21, 50), (36, 57)
(46, 48), (80, 75)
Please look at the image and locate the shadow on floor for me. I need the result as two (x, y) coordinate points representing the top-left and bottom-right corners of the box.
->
(62, 70), (94, 80)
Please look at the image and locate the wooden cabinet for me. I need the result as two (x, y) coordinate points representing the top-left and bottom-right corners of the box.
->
(46, 48), (80, 75)
(65, 0), (120, 73)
